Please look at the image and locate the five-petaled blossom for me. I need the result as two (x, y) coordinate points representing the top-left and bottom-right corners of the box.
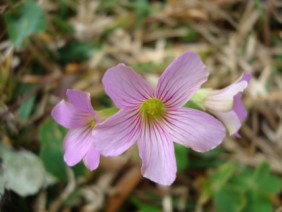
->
(194, 72), (251, 137)
(51, 89), (100, 170)
(93, 51), (226, 185)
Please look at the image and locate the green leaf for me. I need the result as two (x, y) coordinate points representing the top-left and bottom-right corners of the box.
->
(72, 162), (89, 178)
(52, 16), (74, 35)
(4, 0), (46, 47)
(204, 162), (280, 211)
(210, 163), (235, 192)
(39, 118), (67, 180)
(214, 186), (246, 212)
(199, 163), (235, 205)
(38, 118), (88, 179)
(228, 169), (253, 193)
(133, 0), (153, 27)
(254, 162), (282, 194)
(189, 158), (224, 169)
(243, 192), (273, 212)
(18, 84), (36, 120)
(18, 95), (35, 119)
(174, 143), (189, 172)
(200, 148), (225, 158)
(180, 30), (200, 42)
(0, 144), (56, 197)
(58, 41), (97, 63)
(131, 196), (160, 212)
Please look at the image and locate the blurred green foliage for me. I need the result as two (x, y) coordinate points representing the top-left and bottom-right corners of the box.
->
(133, 0), (153, 27)
(4, 0), (46, 47)
(39, 118), (88, 180)
(201, 162), (282, 212)
(175, 143), (190, 172)
(39, 118), (68, 180)
(131, 196), (160, 212)
(58, 41), (99, 64)
(18, 84), (36, 120)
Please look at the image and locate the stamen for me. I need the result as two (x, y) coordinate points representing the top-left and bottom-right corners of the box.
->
(90, 120), (96, 128)
(140, 98), (166, 121)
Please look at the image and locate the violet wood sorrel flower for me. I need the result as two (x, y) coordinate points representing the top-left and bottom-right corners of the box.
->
(93, 51), (226, 185)
(51, 89), (100, 170)
(190, 72), (251, 136)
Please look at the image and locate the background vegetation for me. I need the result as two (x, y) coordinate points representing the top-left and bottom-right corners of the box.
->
(1, 0), (282, 211)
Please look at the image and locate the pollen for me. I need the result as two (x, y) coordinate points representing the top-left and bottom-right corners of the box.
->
(141, 98), (166, 120)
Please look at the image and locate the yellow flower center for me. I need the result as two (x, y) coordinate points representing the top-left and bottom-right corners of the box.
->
(140, 98), (166, 120)
(90, 120), (96, 128)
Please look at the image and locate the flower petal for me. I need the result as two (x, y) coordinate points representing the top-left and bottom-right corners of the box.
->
(164, 108), (226, 152)
(157, 51), (208, 107)
(234, 133), (241, 138)
(138, 121), (176, 185)
(66, 89), (96, 116)
(211, 110), (241, 135)
(93, 109), (141, 156)
(63, 127), (93, 166)
(102, 64), (154, 109)
(233, 93), (247, 120)
(204, 80), (248, 112)
(204, 72), (251, 112)
(83, 143), (100, 171)
(51, 100), (90, 129)
(241, 72), (252, 83)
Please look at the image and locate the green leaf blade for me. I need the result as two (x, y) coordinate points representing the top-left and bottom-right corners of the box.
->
(4, 0), (46, 47)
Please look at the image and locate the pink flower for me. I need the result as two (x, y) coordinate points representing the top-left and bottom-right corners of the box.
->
(93, 51), (226, 185)
(51, 89), (100, 170)
(201, 72), (251, 136)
